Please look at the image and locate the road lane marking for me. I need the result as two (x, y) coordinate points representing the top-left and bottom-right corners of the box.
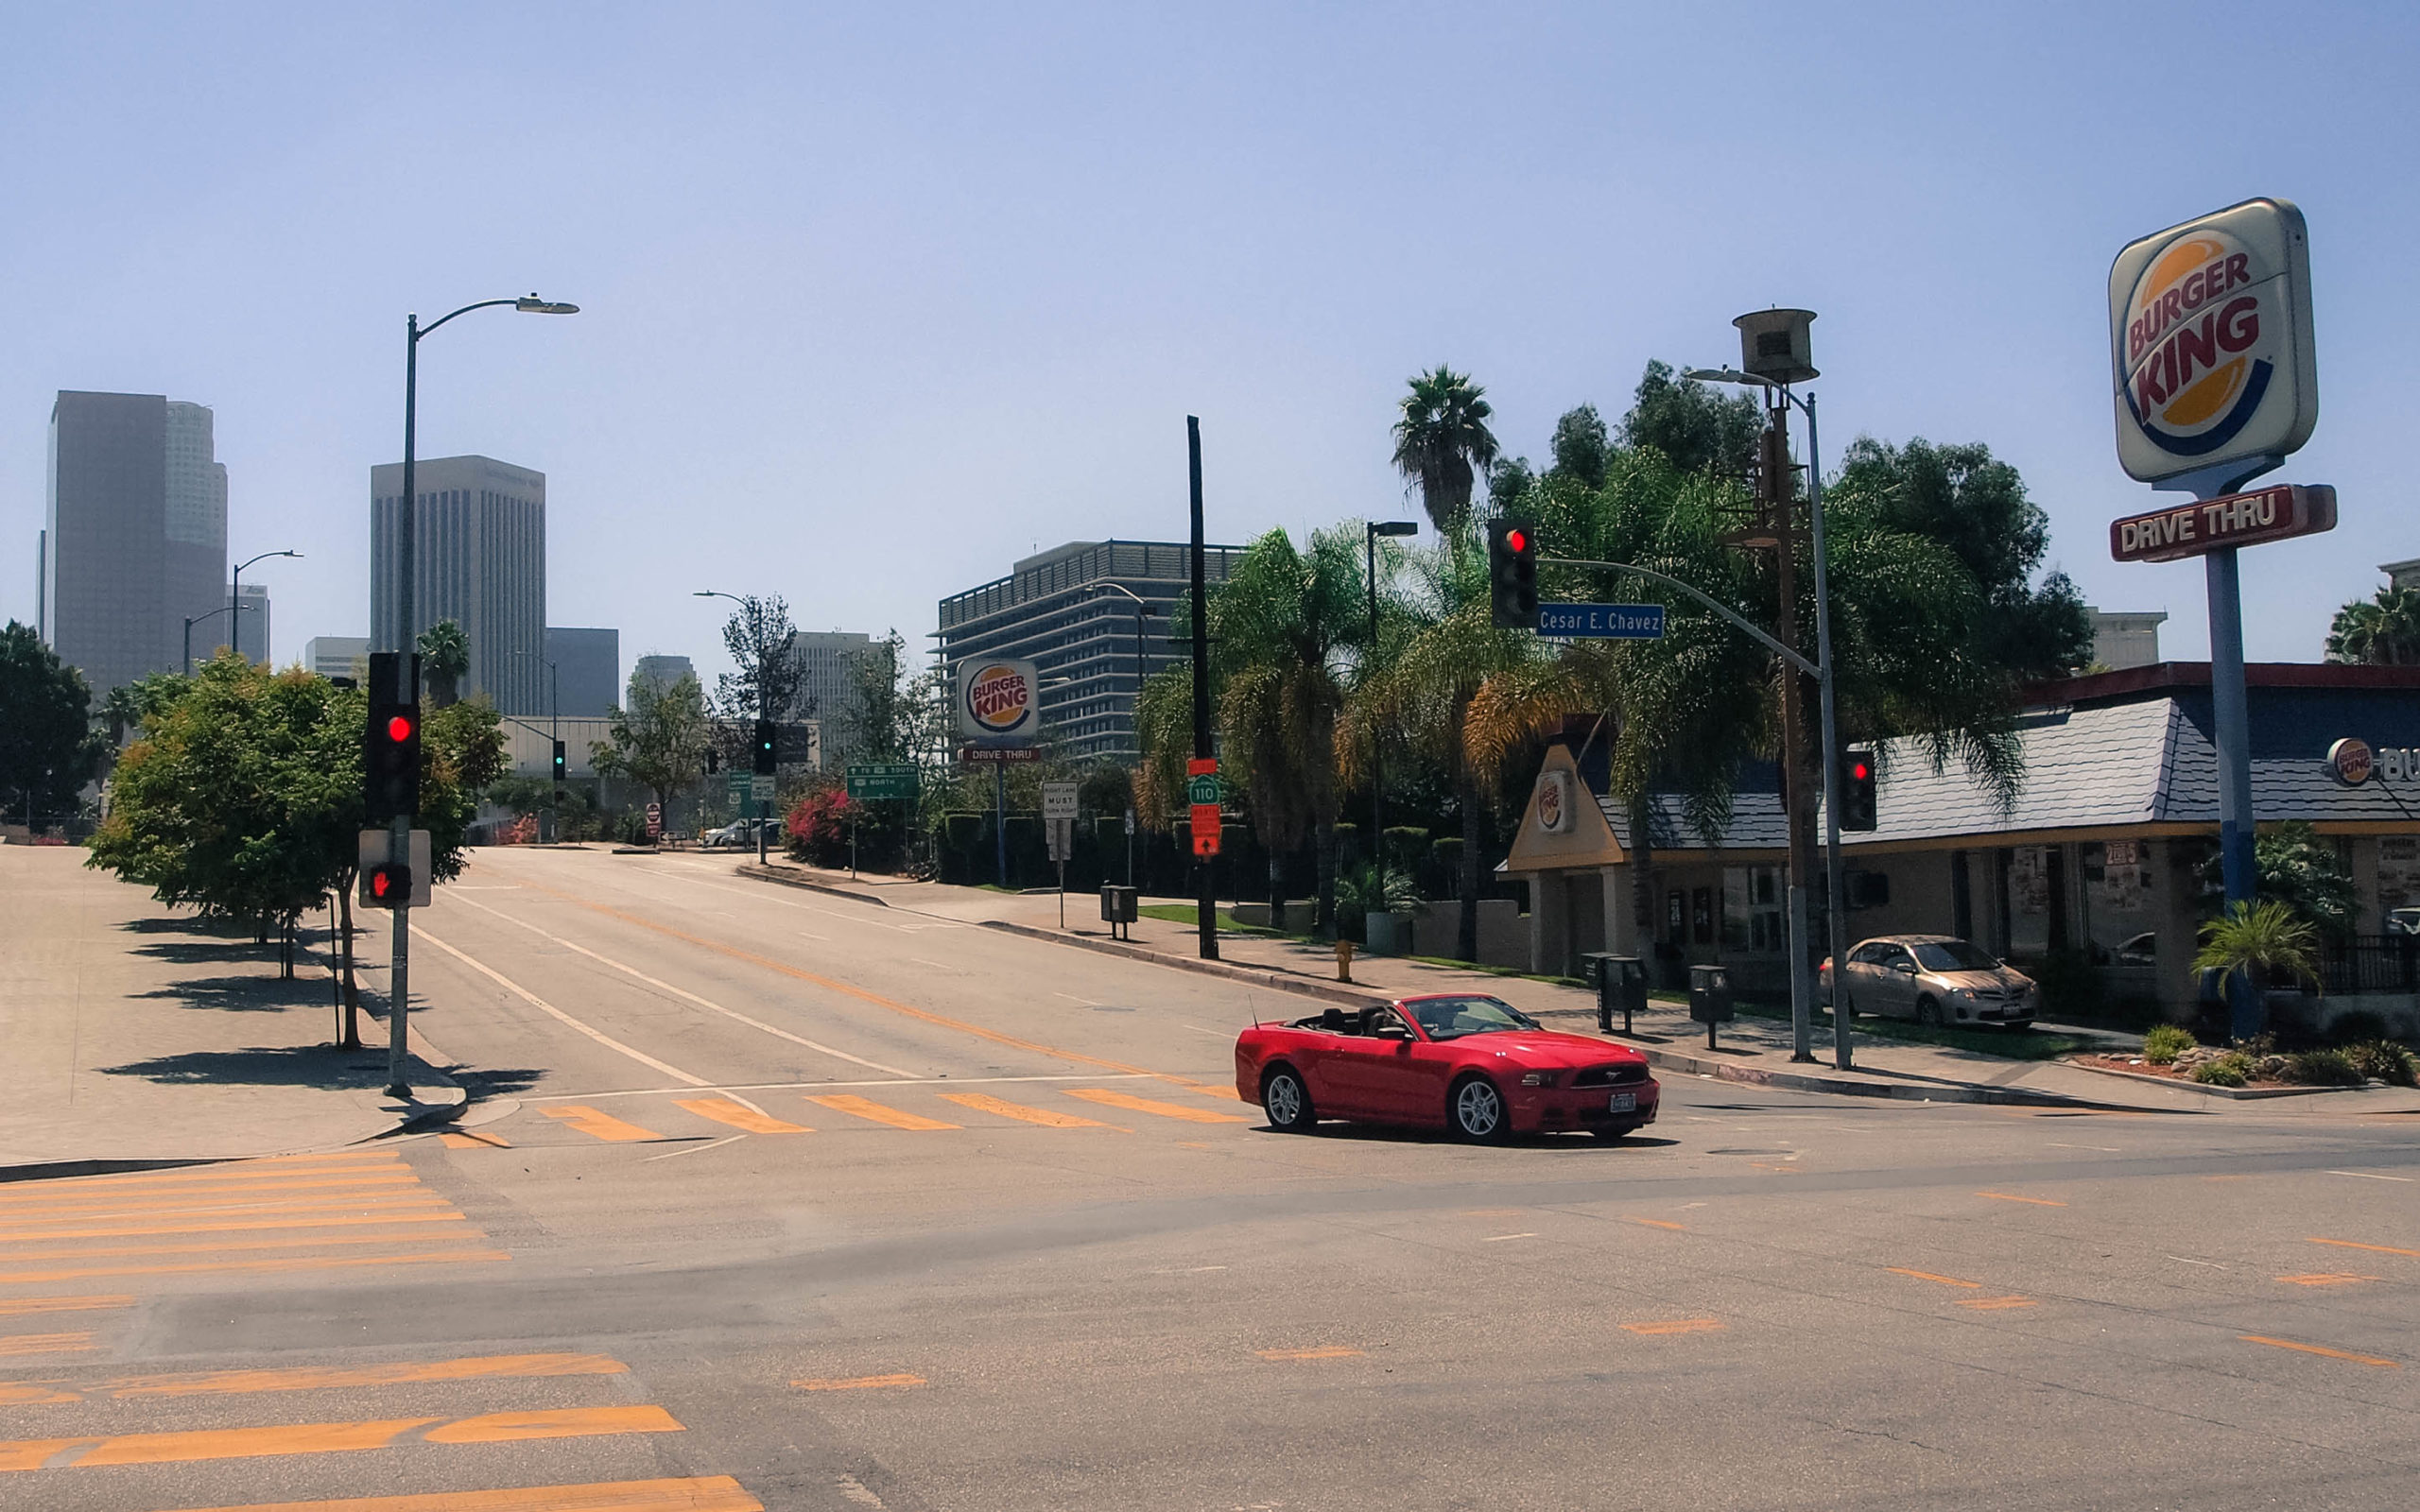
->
(1622, 1217), (1685, 1231)
(1064, 1089), (1252, 1124)
(2308, 1237), (2420, 1258)
(1957, 1296), (2038, 1310)
(1620, 1318), (1724, 1335)
(542, 1106), (666, 1142)
(9, 1352), (626, 1405)
(1978, 1192), (2066, 1207)
(0, 1165), (414, 1203)
(0, 1210), (465, 1244)
(0, 1249), (508, 1285)
(0, 1195), (457, 1232)
(2278, 1274), (2379, 1286)
(157, 1476), (764, 1512)
(2048, 1142), (2122, 1152)
(938, 1093), (1112, 1128)
(443, 894), (913, 1077)
(0, 1228), (484, 1263)
(675, 1099), (810, 1135)
(1178, 1080), (1246, 1102)
(643, 1135), (747, 1164)
(0, 1296), (132, 1317)
(1481, 1232), (1537, 1243)
(806, 1095), (959, 1131)
(2238, 1335), (2399, 1368)
(0, 1332), (94, 1356)
(526, 1073), (1154, 1103)
(1887, 1267), (1983, 1288)
(1254, 1347), (1362, 1361)
(2325, 1170), (2415, 1182)
(441, 1130), (512, 1149)
(0, 1404), (683, 1471)
(415, 929), (711, 1087)
(0, 1173), (423, 1211)
(793, 1373), (926, 1391)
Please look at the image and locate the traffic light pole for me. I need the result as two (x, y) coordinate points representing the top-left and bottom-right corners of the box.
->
(1803, 392), (1853, 1069)
(1189, 416), (1217, 962)
(388, 314), (421, 1100)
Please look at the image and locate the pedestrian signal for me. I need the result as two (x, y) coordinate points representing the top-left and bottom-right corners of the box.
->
(365, 862), (412, 907)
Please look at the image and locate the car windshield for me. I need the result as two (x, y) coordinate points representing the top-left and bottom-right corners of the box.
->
(1910, 939), (1999, 972)
(1404, 996), (1540, 1040)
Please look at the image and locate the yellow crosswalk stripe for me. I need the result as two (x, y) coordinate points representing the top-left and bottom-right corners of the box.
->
(673, 1100), (810, 1135)
(441, 1130), (512, 1149)
(0, 1163), (412, 1198)
(805, 1094), (959, 1131)
(0, 1209), (468, 1245)
(937, 1092), (1112, 1128)
(1063, 1088), (1253, 1124)
(541, 1106), (666, 1142)
(0, 1404), (681, 1471)
(0, 1226), (485, 1263)
(0, 1173), (422, 1210)
(158, 1475), (763, 1512)
(0, 1295), (132, 1317)
(0, 1247), (507, 1285)
(8, 1351), (625, 1405)
(0, 1332), (94, 1357)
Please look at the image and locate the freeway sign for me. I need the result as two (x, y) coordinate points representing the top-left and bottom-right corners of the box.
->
(847, 763), (919, 800)
(1537, 602), (1667, 639)
(1186, 774), (1221, 806)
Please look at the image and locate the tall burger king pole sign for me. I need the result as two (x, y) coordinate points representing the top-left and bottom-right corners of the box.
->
(2108, 198), (2325, 1041)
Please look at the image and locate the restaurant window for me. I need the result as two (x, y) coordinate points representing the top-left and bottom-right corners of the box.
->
(1722, 865), (1784, 953)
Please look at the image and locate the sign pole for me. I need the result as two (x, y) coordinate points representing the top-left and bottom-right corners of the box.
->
(2206, 543), (2261, 1040)
(994, 762), (1008, 887)
(1189, 415), (1218, 961)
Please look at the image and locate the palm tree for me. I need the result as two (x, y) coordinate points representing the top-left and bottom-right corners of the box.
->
(1392, 368), (1500, 540)
(2194, 900), (2320, 992)
(2326, 586), (2420, 665)
(418, 619), (471, 709)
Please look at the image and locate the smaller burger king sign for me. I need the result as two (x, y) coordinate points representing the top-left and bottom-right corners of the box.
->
(956, 658), (1042, 743)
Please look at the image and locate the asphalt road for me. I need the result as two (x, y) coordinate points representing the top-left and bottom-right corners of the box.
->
(6, 846), (2417, 1512)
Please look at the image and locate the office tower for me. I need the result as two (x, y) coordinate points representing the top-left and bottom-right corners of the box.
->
(232, 581), (270, 663)
(369, 455), (545, 713)
(304, 636), (371, 681)
(632, 655), (695, 698)
(545, 627), (619, 716)
(786, 630), (870, 766)
(43, 391), (229, 694)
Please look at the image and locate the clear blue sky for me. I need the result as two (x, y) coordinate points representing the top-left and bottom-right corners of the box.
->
(5, 2), (2413, 687)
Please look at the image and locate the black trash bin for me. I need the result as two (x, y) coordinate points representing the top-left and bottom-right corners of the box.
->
(1688, 963), (1734, 1048)
(1583, 953), (1648, 1035)
(1099, 885), (1138, 940)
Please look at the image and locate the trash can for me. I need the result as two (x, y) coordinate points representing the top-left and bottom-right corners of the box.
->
(1688, 963), (1734, 1048)
(1585, 954), (1647, 1035)
(1099, 885), (1138, 940)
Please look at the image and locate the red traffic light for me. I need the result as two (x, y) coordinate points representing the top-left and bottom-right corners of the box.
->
(1505, 527), (1529, 555)
(387, 714), (414, 743)
(1851, 759), (1871, 781)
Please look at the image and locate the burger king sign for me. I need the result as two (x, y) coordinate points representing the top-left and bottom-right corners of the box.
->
(2109, 198), (2317, 484)
(957, 658), (1042, 743)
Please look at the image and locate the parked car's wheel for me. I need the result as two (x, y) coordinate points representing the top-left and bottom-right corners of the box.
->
(1915, 996), (1943, 1027)
(1449, 1074), (1510, 1143)
(1261, 1066), (1317, 1133)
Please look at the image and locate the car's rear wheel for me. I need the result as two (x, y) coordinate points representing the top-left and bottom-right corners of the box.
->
(1449, 1075), (1509, 1143)
(1915, 996), (1943, 1027)
(1261, 1066), (1316, 1133)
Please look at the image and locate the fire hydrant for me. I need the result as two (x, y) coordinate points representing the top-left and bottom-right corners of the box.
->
(1335, 937), (1356, 984)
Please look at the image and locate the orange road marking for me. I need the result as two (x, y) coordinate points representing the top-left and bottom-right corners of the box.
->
(674, 1099), (810, 1135)
(0, 1173), (421, 1209)
(441, 1130), (511, 1149)
(1621, 1318), (1724, 1335)
(1254, 1347), (1363, 1361)
(805, 1095), (959, 1131)
(1180, 1081), (1246, 1101)
(0, 1296), (131, 1317)
(0, 1404), (680, 1471)
(0, 1163), (410, 1197)
(939, 1092), (1111, 1127)
(2278, 1274), (2378, 1286)
(0, 1332), (94, 1356)
(1064, 1089), (1252, 1124)
(792, 1373), (926, 1391)
(9, 1352), (623, 1405)
(541, 1106), (666, 1142)
(0, 1192), (451, 1228)
(0, 1210), (466, 1245)
(1978, 1192), (2066, 1207)
(1461, 1208), (1523, 1217)
(1888, 1267), (1983, 1288)
(1622, 1217), (1685, 1230)
(156, 1476), (764, 1512)
(0, 1227), (483, 1263)
(0, 1247), (507, 1285)
(2239, 1334), (2399, 1368)
(1748, 1161), (1803, 1174)
(1957, 1296), (2038, 1310)
(2309, 1237), (2420, 1259)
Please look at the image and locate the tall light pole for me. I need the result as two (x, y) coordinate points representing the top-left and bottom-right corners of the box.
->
(230, 549), (301, 664)
(183, 602), (254, 675)
(385, 293), (578, 1098)
(1365, 521), (1418, 935)
(1687, 315), (1852, 1069)
(1087, 581), (1157, 887)
(696, 591), (775, 865)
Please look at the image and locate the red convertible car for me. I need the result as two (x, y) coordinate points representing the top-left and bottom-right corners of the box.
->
(1233, 993), (1659, 1143)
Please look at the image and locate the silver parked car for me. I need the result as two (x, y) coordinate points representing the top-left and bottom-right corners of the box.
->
(1820, 935), (2039, 1029)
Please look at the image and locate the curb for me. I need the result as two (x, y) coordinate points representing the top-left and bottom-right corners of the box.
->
(2059, 1058), (2379, 1100)
(735, 865), (891, 907)
(1631, 1044), (2156, 1109)
(977, 919), (1384, 1010)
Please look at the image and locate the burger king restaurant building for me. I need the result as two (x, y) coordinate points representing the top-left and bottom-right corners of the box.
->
(1501, 663), (2420, 1027)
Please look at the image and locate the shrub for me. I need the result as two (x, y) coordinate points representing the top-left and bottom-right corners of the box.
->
(784, 786), (864, 868)
(2344, 1040), (2419, 1087)
(2282, 1049), (2364, 1087)
(2142, 1024), (2195, 1064)
(2190, 1053), (2251, 1087)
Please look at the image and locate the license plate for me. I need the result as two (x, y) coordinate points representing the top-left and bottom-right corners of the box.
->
(1607, 1092), (1636, 1113)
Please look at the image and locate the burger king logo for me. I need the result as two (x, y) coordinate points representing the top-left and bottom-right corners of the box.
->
(2328, 737), (2374, 786)
(961, 661), (1037, 738)
(1536, 769), (1573, 833)
(2120, 227), (2273, 458)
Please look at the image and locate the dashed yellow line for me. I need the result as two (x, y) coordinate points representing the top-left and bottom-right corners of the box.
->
(792, 1373), (926, 1391)
(1622, 1217), (1685, 1231)
(1978, 1192), (2066, 1208)
(1957, 1296), (2038, 1310)
(2308, 1236), (2420, 1259)
(0, 1295), (131, 1318)
(0, 1332), (94, 1357)
(10, 1351), (625, 1404)
(1887, 1267), (1982, 1289)
(2239, 1334), (2398, 1368)
(159, 1478), (763, 1512)
(1621, 1318), (1724, 1335)
(2278, 1273), (2378, 1286)
(1254, 1346), (1363, 1361)
(0, 1404), (681, 1471)
(0, 1247), (506, 1286)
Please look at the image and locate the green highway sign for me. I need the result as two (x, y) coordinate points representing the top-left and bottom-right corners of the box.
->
(1187, 774), (1221, 806)
(847, 763), (920, 800)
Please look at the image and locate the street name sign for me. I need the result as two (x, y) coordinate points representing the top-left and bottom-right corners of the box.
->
(1537, 603), (1667, 639)
(847, 763), (919, 800)
(2108, 483), (2336, 563)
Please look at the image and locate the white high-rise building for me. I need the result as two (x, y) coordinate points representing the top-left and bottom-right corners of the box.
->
(370, 455), (546, 713)
(304, 636), (370, 681)
(231, 581), (270, 663)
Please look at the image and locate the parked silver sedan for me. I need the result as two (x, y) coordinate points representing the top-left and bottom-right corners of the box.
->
(1819, 935), (2039, 1029)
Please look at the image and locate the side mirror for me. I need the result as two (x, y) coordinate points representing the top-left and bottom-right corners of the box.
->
(1373, 1022), (1411, 1040)
(1893, 962), (1917, 975)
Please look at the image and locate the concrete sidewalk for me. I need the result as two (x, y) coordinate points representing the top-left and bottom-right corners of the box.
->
(741, 858), (2420, 1116)
(0, 847), (460, 1178)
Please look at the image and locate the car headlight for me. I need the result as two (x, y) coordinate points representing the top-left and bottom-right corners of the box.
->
(1951, 988), (1978, 1001)
(1519, 1071), (1556, 1088)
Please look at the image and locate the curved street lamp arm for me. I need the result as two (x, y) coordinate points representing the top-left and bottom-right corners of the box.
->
(416, 298), (526, 339)
(1539, 555), (1821, 678)
(1086, 582), (1151, 610)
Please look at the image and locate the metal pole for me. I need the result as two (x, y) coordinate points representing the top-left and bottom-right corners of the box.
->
(2206, 544), (2261, 1040)
(1367, 524), (1386, 917)
(1767, 402), (1815, 1063)
(1133, 602), (1145, 889)
(1803, 392), (1853, 1069)
(758, 646), (771, 867)
(229, 567), (241, 663)
(183, 617), (193, 676)
(387, 316), (418, 1099)
(1189, 416), (1218, 961)
(994, 761), (1008, 885)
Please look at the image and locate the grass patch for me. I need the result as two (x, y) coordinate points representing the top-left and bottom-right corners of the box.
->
(1136, 902), (1290, 937)
(1727, 999), (2088, 1061)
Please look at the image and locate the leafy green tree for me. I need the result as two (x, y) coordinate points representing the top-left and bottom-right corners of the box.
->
(418, 619), (471, 708)
(2194, 900), (2320, 992)
(594, 670), (712, 820)
(0, 622), (98, 821)
(713, 595), (805, 723)
(840, 630), (912, 762)
(2325, 585), (2420, 665)
(1548, 404), (1612, 490)
(1619, 360), (1760, 477)
(1392, 367), (1501, 540)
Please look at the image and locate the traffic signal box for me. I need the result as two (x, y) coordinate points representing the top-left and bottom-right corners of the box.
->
(1840, 747), (1878, 832)
(551, 739), (567, 782)
(752, 718), (779, 776)
(1488, 520), (1539, 629)
(364, 651), (423, 823)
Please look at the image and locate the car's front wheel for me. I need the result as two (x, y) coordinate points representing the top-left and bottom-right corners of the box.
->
(1449, 1075), (1510, 1143)
(1915, 996), (1943, 1027)
(1261, 1066), (1316, 1133)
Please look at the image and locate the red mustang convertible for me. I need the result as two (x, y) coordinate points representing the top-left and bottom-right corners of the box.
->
(1234, 993), (1659, 1143)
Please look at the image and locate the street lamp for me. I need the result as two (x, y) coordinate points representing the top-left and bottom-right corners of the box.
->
(1365, 521), (1419, 938)
(229, 549), (301, 665)
(382, 291), (578, 1100)
(510, 650), (561, 842)
(1684, 320), (1851, 1070)
(1087, 582), (1158, 887)
(182, 602), (255, 675)
(696, 590), (778, 865)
